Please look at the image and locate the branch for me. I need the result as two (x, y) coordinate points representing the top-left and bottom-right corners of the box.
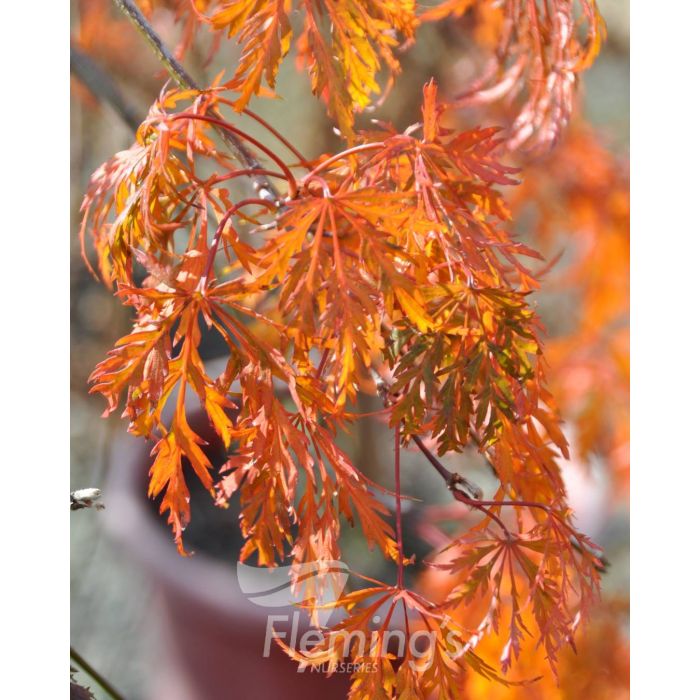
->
(70, 46), (142, 131)
(112, 0), (281, 203)
(113, 0), (196, 90)
(372, 369), (508, 534)
(411, 442), (609, 571)
(70, 648), (125, 700)
(370, 368), (601, 549)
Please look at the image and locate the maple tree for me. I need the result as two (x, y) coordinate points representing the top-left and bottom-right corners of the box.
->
(75, 0), (626, 697)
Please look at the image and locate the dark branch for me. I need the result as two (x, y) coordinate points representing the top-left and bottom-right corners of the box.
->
(70, 46), (142, 131)
(70, 647), (125, 700)
(112, 0), (197, 89)
(112, 0), (281, 203)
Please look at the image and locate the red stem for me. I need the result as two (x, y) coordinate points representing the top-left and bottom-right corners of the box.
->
(412, 434), (452, 482)
(208, 98), (311, 166)
(208, 168), (290, 187)
(451, 491), (511, 537)
(302, 143), (385, 184)
(462, 497), (553, 515)
(394, 426), (405, 589)
(242, 109), (311, 166)
(411, 433), (560, 537)
(199, 197), (276, 289)
(171, 113), (298, 198)
(315, 347), (331, 380)
(401, 598), (410, 642)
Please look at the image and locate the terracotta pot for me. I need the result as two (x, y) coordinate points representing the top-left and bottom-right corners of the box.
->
(104, 389), (349, 699)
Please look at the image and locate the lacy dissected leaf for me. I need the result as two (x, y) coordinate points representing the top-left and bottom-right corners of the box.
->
(211, 0), (293, 110)
(216, 364), (395, 567)
(312, 426), (396, 558)
(278, 584), (520, 698)
(253, 81), (546, 422)
(199, 0), (416, 135)
(297, 0), (417, 137)
(80, 78), (609, 695)
(253, 188), (412, 406)
(317, 82), (538, 293)
(79, 89), (235, 285)
(91, 291), (240, 551)
(89, 313), (175, 420)
(422, 1), (606, 151)
(438, 506), (603, 676)
(149, 408), (211, 555)
(388, 285), (545, 454)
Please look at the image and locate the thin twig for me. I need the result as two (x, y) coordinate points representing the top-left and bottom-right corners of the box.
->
(112, 0), (281, 203)
(412, 434), (483, 500)
(411, 434), (453, 482)
(451, 489), (511, 537)
(70, 647), (126, 700)
(394, 426), (405, 589)
(113, 0), (195, 90)
(199, 197), (276, 290)
(411, 442), (514, 537)
(412, 441), (607, 566)
(374, 370), (506, 537)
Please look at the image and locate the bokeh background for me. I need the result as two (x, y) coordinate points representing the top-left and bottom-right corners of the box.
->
(70, 1), (629, 697)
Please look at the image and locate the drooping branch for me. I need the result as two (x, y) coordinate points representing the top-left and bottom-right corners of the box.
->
(373, 369), (508, 535)
(113, 0), (196, 90)
(112, 0), (282, 203)
(412, 437), (609, 570)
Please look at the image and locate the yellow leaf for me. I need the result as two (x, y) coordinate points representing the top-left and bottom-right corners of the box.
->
(395, 287), (433, 333)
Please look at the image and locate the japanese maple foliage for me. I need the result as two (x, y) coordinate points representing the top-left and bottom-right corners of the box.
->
(78, 1), (615, 697)
(421, 0), (606, 151)
(507, 124), (630, 493)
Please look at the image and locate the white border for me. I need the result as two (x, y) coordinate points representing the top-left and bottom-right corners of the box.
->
(2, 1), (69, 696)
(632, 1), (700, 695)
(3, 0), (698, 695)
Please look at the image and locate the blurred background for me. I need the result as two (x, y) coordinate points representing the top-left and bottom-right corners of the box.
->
(70, 1), (629, 697)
